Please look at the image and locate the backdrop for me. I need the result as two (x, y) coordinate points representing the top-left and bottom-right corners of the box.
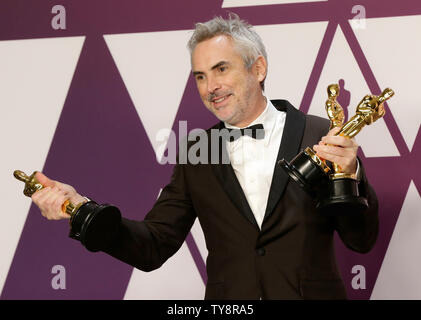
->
(1, 0), (420, 300)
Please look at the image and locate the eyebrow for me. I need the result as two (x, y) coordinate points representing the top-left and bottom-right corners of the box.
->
(211, 61), (229, 70)
(193, 60), (230, 76)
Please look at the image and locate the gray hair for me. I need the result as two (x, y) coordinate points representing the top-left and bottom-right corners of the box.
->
(187, 14), (268, 90)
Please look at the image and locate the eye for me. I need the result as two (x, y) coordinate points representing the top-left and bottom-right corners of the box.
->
(219, 66), (227, 72)
(195, 74), (204, 81)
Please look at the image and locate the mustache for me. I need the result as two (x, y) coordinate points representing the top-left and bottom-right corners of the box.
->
(207, 92), (232, 102)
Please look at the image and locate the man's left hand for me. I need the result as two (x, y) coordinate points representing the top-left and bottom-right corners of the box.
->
(313, 127), (359, 174)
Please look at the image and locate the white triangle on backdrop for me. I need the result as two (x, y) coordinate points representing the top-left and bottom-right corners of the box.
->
(123, 189), (205, 299)
(104, 30), (192, 162)
(352, 15), (421, 152)
(0, 36), (85, 295)
(123, 240), (205, 299)
(371, 181), (421, 299)
(222, 0), (327, 8)
(255, 21), (328, 109)
(307, 26), (400, 158)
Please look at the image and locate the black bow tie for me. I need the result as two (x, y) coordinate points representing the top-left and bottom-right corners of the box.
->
(225, 124), (265, 142)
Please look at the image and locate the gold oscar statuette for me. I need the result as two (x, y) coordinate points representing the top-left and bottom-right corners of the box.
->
(300, 83), (347, 180)
(279, 83), (394, 214)
(13, 170), (84, 218)
(325, 84), (346, 173)
(13, 170), (121, 252)
(315, 86), (394, 212)
(330, 87), (394, 180)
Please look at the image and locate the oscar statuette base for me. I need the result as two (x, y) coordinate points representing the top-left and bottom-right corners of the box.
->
(69, 201), (121, 252)
(316, 178), (368, 214)
(278, 147), (330, 197)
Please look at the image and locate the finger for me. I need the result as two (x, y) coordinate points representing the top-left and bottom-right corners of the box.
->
(42, 187), (65, 207)
(44, 190), (69, 220)
(35, 171), (56, 188)
(313, 146), (357, 173)
(313, 145), (355, 165)
(60, 183), (76, 195)
(316, 151), (344, 166)
(321, 135), (357, 148)
(31, 186), (52, 202)
(327, 127), (341, 136)
(30, 186), (68, 220)
(314, 144), (356, 158)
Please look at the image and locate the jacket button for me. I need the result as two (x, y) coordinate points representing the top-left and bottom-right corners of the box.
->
(257, 248), (266, 256)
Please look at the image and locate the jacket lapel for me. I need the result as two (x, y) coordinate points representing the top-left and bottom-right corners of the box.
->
(208, 100), (306, 229)
(263, 100), (306, 222)
(209, 122), (259, 229)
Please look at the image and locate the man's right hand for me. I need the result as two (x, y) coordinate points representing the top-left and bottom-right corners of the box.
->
(31, 172), (86, 220)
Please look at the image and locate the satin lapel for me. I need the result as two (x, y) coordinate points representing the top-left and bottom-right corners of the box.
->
(263, 100), (306, 222)
(209, 122), (259, 229)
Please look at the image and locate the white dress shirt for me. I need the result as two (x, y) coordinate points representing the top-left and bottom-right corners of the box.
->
(224, 98), (286, 229)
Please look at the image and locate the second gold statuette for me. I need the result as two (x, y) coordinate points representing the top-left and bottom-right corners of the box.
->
(278, 85), (394, 214)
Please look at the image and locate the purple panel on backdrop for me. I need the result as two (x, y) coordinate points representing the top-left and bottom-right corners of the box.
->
(1, 0), (421, 299)
(0, 0), (225, 40)
(2, 35), (161, 299)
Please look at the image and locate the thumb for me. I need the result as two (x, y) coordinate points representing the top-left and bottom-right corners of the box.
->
(35, 171), (56, 188)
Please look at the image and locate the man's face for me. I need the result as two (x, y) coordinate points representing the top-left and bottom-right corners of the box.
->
(192, 35), (265, 127)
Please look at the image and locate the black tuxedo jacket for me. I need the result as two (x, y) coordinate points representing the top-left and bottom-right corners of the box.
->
(103, 100), (379, 299)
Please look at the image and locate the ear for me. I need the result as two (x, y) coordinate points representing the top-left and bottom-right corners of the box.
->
(253, 55), (267, 83)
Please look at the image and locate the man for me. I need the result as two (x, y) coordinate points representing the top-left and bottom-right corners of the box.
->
(31, 14), (378, 299)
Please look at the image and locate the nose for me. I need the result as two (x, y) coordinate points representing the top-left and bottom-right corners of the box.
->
(207, 75), (221, 94)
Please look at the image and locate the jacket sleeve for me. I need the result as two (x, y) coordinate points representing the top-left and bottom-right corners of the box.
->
(331, 159), (379, 253)
(101, 163), (197, 272)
